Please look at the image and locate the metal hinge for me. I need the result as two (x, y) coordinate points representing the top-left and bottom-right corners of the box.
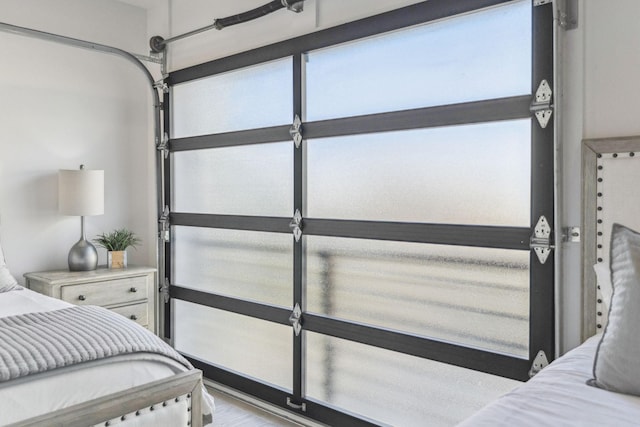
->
(528, 350), (549, 377)
(157, 132), (169, 159)
(289, 209), (303, 242)
(530, 215), (554, 264)
(159, 206), (171, 242)
(160, 277), (171, 303)
(290, 115), (302, 148)
(289, 303), (303, 336)
(530, 80), (553, 128)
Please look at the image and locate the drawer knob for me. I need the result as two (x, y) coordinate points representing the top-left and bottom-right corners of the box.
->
(130, 315), (138, 321)
(130, 287), (138, 293)
(78, 295), (86, 301)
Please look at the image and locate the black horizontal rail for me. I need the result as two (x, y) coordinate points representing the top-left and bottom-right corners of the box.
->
(171, 213), (291, 234)
(168, 0), (512, 85)
(168, 96), (531, 153)
(304, 96), (531, 140)
(174, 287), (529, 382)
(171, 286), (291, 325)
(303, 219), (530, 250)
(303, 313), (530, 382)
(170, 125), (290, 152)
(171, 213), (530, 250)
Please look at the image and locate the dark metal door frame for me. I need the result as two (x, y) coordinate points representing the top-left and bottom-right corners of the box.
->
(163, 1), (555, 425)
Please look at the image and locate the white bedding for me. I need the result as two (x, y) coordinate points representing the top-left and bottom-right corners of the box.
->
(0, 287), (206, 425)
(0, 285), (71, 316)
(458, 335), (640, 426)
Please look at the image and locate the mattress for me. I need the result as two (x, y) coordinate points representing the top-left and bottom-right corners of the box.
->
(458, 335), (640, 426)
(0, 287), (206, 425)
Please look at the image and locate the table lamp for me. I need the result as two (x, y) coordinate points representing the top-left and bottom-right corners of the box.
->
(58, 165), (104, 271)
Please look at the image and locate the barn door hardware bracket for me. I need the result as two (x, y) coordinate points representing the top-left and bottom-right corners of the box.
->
(289, 303), (303, 336)
(530, 80), (553, 128)
(528, 350), (549, 377)
(153, 79), (169, 93)
(534, 0), (551, 6)
(530, 215), (554, 264)
(157, 133), (170, 159)
(557, 0), (578, 30)
(286, 397), (307, 411)
(159, 206), (171, 242)
(289, 209), (303, 242)
(290, 115), (303, 148)
(562, 226), (581, 243)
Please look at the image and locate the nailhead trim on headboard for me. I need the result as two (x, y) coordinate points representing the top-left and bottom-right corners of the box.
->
(596, 155), (604, 329)
(594, 152), (638, 329)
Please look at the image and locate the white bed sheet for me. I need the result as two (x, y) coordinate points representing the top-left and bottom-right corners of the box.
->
(0, 285), (71, 316)
(458, 335), (640, 426)
(0, 287), (200, 425)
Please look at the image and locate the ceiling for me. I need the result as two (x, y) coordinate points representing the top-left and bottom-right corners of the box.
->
(115, 0), (159, 10)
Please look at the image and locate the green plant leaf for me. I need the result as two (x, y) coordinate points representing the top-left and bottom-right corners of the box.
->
(93, 228), (141, 251)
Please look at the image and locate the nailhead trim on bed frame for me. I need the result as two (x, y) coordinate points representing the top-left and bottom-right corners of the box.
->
(97, 392), (192, 426)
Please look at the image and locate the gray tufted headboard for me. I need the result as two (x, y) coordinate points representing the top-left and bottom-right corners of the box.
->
(582, 136), (640, 340)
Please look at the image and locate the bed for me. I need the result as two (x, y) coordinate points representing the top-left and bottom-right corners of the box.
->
(458, 136), (640, 426)
(457, 333), (640, 426)
(0, 245), (214, 427)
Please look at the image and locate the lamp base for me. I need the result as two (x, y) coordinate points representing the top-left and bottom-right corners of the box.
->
(68, 238), (98, 271)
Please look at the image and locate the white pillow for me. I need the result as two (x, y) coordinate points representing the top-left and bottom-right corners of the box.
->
(590, 223), (640, 395)
(0, 241), (19, 292)
(593, 261), (613, 330)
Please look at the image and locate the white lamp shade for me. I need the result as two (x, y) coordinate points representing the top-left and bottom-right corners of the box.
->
(58, 169), (104, 216)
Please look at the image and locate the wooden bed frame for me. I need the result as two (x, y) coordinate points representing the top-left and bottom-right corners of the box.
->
(582, 135), (640, 340)
(8, 370), (205, 427)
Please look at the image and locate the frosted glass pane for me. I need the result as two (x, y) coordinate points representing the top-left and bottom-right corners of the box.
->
(172, 142), (292, 216)
(306, 120), (530, 226)
(305, 236), (529, 357)
(173, 227), (292, 306)
(174, 300), (292, 390)
(172, 57), (292, 137)
(306, 333), (520, 427)
(306, 1), (531, 121)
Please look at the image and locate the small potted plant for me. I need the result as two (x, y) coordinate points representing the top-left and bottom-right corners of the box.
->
(93, 228), (141, 269)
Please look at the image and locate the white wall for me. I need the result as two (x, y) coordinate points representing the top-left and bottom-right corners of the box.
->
(0, 0), (159, 281)
(559, 0), (640, 353)
(583, 1), (640, 138)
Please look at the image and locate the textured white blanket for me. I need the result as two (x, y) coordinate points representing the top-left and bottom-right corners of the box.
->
(457, 336), (640, 426)
(0, 305), (191, 381)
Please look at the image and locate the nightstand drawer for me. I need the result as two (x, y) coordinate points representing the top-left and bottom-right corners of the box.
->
(110, 303), (149, 327)
(25, 266), (157, 335)
(60, 276), (148, 306)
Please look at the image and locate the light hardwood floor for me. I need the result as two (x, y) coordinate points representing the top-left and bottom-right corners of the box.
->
(207, 388), (306, 427)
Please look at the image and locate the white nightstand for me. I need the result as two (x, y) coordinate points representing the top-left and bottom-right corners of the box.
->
(24, 266), (157, 334)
